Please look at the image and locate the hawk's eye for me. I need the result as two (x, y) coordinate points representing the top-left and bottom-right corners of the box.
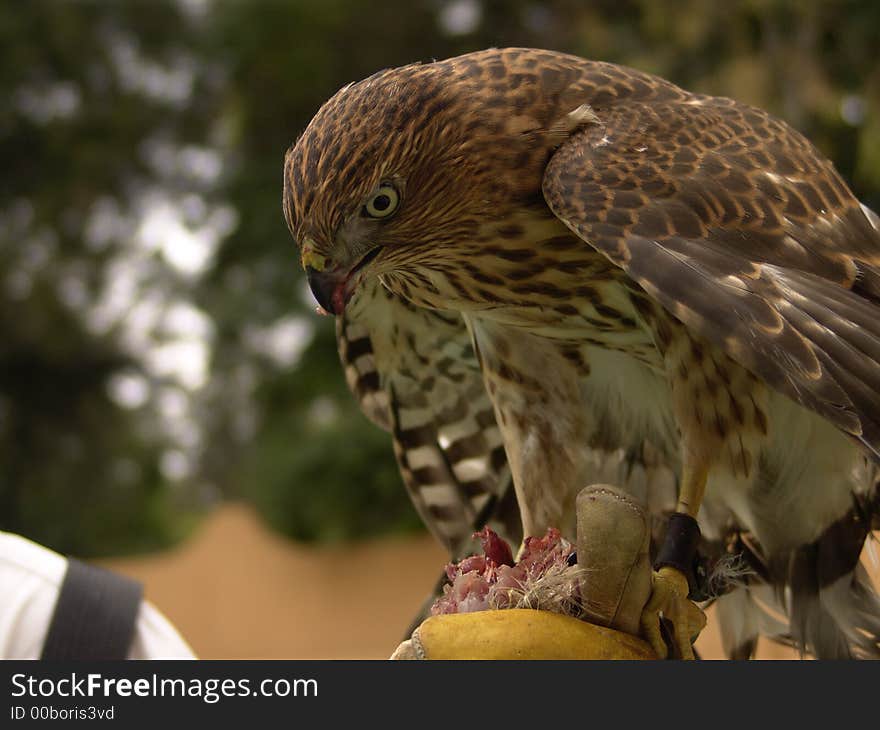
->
(363, 184), (399, 219)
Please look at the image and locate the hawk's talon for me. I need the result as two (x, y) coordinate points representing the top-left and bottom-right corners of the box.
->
(640, 566), (707, 660)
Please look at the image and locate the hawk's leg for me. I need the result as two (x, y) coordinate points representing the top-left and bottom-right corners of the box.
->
(465, 317), (592, 542)
(640, 462), (708, 659)
(633, 311), (765, 658)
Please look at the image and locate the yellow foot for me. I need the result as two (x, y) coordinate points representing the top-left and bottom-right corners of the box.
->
(640, 566), (707, 659)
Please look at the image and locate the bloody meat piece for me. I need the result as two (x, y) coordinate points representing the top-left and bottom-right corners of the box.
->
(431, 527), (577, 616)
(474, 526), (515, 567)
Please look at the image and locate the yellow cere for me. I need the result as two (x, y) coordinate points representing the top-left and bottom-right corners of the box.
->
(301, 247), (328, 272)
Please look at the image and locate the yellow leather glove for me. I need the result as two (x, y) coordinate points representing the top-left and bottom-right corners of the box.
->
(391, 608), (656, 660)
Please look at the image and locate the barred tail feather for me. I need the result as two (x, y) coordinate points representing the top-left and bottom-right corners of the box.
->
(789, 552), (880, 659)
(715, 585), (790, 659)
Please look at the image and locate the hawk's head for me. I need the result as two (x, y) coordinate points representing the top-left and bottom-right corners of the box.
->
(283, 48), (597, 314)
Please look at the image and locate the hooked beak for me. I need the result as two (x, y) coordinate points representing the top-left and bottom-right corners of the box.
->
(305, 247), (382, 316)
(305, 266), (348, 315)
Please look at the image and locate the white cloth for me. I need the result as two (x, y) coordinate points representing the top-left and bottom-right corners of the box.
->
(0, 531), (195, 659)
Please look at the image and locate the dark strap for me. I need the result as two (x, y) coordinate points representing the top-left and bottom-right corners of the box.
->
(40, 558), (143, 660)
(654, 512), (702, 585)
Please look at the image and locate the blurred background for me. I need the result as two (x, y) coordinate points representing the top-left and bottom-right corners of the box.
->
(1, 0), (878, 658)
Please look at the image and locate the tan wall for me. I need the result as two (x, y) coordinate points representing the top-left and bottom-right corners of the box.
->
(102, 503), (448, 659)
(103, 502), (868, 659)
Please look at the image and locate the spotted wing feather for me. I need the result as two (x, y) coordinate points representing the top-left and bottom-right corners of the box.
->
(543, 97), (880, 459)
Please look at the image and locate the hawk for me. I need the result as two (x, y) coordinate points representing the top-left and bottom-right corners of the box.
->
(283, 48), (880, 658)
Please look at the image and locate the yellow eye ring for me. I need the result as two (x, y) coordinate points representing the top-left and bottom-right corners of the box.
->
(363, 184), (399, 219)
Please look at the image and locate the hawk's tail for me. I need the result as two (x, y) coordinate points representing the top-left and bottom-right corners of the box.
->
(786, 536), (880, 659)
(715, 485), (880, 659)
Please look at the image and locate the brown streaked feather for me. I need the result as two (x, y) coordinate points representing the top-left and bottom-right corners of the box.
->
(543, 98), (880, 459)
(339, 276), (685, 613)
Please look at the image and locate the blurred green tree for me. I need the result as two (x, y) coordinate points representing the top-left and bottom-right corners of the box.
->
(0, 0), (222, 555)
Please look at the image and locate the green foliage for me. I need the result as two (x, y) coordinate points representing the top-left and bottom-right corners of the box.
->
(238, 323), (422, 542)
(2, 0), (878, 554)
(0, 0), (218, 555)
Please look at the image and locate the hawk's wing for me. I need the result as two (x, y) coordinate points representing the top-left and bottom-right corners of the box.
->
(543, 96), (880, 459)
(337, 278), (520, 556)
